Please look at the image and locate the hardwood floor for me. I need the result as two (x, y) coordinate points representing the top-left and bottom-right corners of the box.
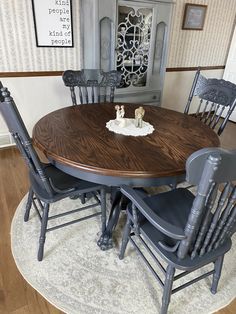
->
(0, 122), (235, 314)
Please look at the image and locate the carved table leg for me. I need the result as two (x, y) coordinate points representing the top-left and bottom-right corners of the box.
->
(97, 189), (128, 250)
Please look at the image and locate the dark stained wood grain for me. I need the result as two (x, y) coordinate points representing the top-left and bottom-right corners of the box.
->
(33, 103), (220, 179)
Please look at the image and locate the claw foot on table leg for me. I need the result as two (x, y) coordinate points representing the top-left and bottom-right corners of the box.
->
(97, 233), (113, 251)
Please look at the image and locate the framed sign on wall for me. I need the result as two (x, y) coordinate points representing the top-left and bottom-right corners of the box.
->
(32, 0), (73, 47)
(182, 3), (207, 30)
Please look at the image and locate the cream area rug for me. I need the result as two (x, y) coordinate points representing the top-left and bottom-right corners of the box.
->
(11, 194), (236, 314)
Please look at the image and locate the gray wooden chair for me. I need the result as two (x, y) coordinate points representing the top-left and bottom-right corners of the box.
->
(184, 68), (236, 135)
(0, 84), (106, 261)
(119, 147), (236, 314)
(62, 69), (121, 105)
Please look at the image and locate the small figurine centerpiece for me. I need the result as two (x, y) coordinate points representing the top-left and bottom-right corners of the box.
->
(106, 105), (154, 136)
(115, 104), (126, 127)
(135, 106), (145, 128)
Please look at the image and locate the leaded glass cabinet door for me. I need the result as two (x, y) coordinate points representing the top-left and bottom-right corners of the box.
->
(80, 0), (173, 105)
(116, 4), (153, 88)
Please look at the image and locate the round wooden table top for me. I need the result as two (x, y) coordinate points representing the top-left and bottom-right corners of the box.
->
(33, 103), (220, 186)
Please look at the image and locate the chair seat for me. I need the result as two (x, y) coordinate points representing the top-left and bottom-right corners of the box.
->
(30, 163), (102, 203)
(138, 188), (231, 270)
(143, 188), (194, 228)
(137, 188), (193, 247)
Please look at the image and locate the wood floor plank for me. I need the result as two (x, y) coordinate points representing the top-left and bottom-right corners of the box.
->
(0, 121), (235, 313)
(0, 148), (62, 314)
(0, 149), (30, 313)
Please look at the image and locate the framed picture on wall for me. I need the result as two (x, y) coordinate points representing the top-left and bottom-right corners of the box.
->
(32, 0), (73, 47)
(182, 3), (207, 30)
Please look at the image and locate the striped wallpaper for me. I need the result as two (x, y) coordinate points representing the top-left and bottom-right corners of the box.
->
(0, 0), (81, 72)
(167, 0), (236, 67)
(0, 0), (235, 72)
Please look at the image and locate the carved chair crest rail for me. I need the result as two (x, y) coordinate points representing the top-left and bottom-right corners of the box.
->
(184, 68), (236, 135)
(62, 69), (121, 105)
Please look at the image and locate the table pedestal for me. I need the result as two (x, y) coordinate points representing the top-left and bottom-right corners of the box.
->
(97, 188), (147, 250)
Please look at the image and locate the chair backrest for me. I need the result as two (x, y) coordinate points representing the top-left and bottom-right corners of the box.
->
(0, 84), (54, 196)
(177, 147), (236, 259)
(62, 69), (121, 105)
(184, 68), (236, 135)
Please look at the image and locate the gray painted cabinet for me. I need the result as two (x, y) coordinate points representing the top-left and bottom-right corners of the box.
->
(80, 0), (173, 105)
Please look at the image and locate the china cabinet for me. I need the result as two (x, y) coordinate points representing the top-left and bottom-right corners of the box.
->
(80, 0), (174, 104)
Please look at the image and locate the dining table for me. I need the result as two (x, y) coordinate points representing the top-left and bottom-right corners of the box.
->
(33, 102), (220, 250)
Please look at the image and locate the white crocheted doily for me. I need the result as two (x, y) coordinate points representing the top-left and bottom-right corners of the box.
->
(106, 118), (154, 136)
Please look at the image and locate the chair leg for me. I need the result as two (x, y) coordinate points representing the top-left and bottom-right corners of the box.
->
(80, 193), (86, 204)
(211, 255), (224, 294)
(161, 265), (175, 314)
(24, 188), (34, 222)
(100, 188), (106, 233)
(110, 186), (116, 203)
(38, 203), (49, 261)
(119, 217), (131, 260)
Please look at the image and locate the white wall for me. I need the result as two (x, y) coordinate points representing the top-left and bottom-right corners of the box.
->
(162, 69), (224, 112)
(0, 76), (72, 135)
